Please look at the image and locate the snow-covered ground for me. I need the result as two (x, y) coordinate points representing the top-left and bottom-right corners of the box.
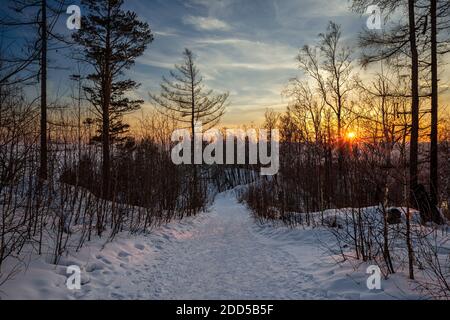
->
(1, 189), (424, 300)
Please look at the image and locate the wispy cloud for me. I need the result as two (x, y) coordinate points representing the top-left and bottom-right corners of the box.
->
(193, 37), (298, 71)
(182, 15), (231, 31)
(154, 30), (178, 37)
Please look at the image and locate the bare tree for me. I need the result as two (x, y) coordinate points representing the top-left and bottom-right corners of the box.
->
(429, 0), (450, 208)
(1, 0), (69, 180)
(149, 48), (229, 212)
(297, 22), (354, 184)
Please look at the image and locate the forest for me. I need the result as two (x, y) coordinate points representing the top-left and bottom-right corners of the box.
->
(0, 0), (449, 300)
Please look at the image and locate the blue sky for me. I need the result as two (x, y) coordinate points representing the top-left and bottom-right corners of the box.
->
(1, 0), (373, 126)
(121, 0), (370, 126)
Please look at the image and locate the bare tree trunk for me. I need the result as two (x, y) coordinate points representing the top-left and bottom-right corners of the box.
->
(430, 0), (438, 207)
(39, 0), (48, 180)
(189, 56), (198, 212)
(408, 0), (420, 205)
(337, 111), (343, 195)
(102, 4), (112, 200)
(102, 92), (111, 199)
(382, 191), (395, 274)
(406, 207), (415, 279)
(401, 122), (416, 280)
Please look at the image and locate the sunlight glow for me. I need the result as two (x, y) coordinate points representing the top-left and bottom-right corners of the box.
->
(346, 131), (357, 140)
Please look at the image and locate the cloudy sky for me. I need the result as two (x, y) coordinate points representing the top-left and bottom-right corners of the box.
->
(118, 0), (369, 126)
(4, 0), (449, 127)
(7, 0), (435, 126)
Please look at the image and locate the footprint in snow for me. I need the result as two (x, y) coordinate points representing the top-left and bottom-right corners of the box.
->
(118, 251), (131, 258)
(162, 234), (170, 240)
(96, 255), (112, 265)
(86, 262), (103, 272)
(134, 243), (145, 250)
(110, 292), (125, 299)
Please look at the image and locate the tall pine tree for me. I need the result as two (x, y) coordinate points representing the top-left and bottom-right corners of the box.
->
(73, 0), (153, 199)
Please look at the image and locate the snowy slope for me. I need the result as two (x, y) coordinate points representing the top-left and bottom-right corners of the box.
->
(1, 189), (423, 300)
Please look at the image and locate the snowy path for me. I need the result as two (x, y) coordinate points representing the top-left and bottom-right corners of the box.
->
(139, 191), (328, 299)
(2, 189), (419, 300)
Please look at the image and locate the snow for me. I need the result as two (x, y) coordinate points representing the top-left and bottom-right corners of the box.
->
(1, 188), (425, 300)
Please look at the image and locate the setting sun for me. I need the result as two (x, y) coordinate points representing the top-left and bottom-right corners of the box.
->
(346, 131), (357, 140)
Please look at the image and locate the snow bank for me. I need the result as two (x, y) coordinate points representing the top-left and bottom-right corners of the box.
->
(0, 189), (441, 300)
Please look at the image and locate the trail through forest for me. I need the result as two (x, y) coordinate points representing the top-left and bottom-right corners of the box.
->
(2, 189), (419, 300)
